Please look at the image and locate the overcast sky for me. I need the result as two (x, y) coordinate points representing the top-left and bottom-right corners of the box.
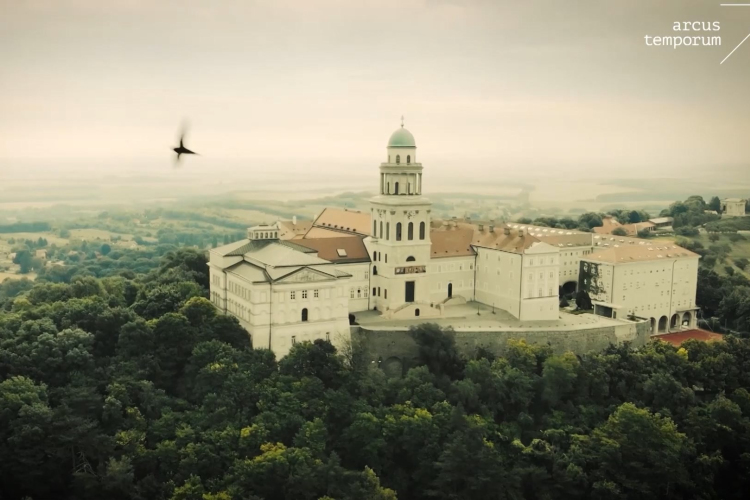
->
(1, 0), (749, 171)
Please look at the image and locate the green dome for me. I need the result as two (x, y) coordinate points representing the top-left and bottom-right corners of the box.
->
(387, 127), (416, 148)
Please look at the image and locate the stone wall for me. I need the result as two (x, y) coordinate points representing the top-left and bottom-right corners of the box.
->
(351, 319), (650, 377)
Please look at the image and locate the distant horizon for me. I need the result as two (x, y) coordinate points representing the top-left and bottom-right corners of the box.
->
(2, 0), (750, 172)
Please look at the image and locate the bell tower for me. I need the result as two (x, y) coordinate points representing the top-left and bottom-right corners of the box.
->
(370, 118), (432, 314)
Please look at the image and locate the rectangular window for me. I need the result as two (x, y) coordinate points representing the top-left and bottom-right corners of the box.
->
(326, 332), (330, 342)
(350, 288), (355, 299)
(290, 291), (296, 300)
(364, 289), (369, 298)
(314, 289), (319, 298)
(291, 336), (296, 345)
(364, 271), (369, 279)
(302, 290), (308, 299)
(357, 288), (362, 298)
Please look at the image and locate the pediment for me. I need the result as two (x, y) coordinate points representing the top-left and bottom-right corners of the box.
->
(277, 267), (335, 284)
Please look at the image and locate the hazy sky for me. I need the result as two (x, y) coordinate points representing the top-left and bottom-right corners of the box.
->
(1, 0), (749, 171)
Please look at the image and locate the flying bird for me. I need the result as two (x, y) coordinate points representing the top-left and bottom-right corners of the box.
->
(172, 125), (198, 162)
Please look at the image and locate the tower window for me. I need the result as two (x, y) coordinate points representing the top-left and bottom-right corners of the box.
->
(408, 222), (414, 240)
(396, 155), (400, 164)
(380, 221), (383, 238)
(373, 287), (376, 296)
(386, 222), (390, 240)
(373, 266), (378, 275)
(396, 223), (402, 241)
(301, 308), (308, 322)
(419, 221), (425, 240)
(373, 221), (376, 236)
(374, 251), (378, 261)
(395, 182), (399, 195)
(407, 155), (410, 164)
(406, 256), (415, 262)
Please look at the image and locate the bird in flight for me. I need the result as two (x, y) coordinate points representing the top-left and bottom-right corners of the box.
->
(172, 125), (198, 162)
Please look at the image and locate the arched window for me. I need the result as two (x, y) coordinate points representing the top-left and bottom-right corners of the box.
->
(387, 182), (390, 194)
(396, 155), (400, 164)
(372, 287), (376, 296)
(377, 287), (381, 296)
(396, 223), (402, 241)
(380, 221), (383, 238)
(407, 155), (410, 164)
(395, 182), (399, 195)
(419, 221), (425, 240)
(384, 289), (388, 299)
(301, 308), (308, 322)
(406, 256), (415, 262)
(373, 266), (378, 275)
(386, 222), (390, 240)
(373, 251), (378, 261)
(373, 221), (376, 236)
(408, 222), (414, 240)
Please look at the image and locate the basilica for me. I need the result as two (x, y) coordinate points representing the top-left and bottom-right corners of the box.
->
(208, 123), (700, 357)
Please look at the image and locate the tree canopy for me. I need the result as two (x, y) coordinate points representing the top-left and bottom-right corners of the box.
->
(2, 222), (750, 499)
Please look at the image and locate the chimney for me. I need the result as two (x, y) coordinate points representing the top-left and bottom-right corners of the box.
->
(292, 215), (297, 226)
(478, 224), (484, 231)
(504, 227), (510, 235)
(489, 225), (495, 233)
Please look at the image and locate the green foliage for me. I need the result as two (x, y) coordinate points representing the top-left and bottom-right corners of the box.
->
(4, 245), (750, 499)
(611, 227), (628, 236)
(675, 226), (699, 237)
(708, 196), (722, 212)
(0, 221), (51, 233)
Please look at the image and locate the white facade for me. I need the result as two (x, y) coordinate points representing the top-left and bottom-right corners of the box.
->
(474, 242), (559, 321)
(338, 262), (371, 312)
(208, 124), (702, 359)
(368, 124), (433, 316)
(209, 224), (352, 358)
(579, 251), (699, 334)
(722, 198), (746, 217)
(428, 256), (476, 305)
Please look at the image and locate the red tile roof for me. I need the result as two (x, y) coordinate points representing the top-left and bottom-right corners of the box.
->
(293, 235), (370, 263)
(654, 329), (724, 347)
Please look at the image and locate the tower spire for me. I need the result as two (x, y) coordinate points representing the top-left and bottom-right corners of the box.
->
(400, 115), (404, 128)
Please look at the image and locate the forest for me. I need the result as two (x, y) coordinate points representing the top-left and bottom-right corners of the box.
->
(2, 248), (750, 499)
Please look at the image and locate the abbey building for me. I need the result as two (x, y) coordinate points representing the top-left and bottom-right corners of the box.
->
(208, 123), (700, 357)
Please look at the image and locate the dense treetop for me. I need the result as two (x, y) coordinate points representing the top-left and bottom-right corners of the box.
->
(2, 248), (750, 499)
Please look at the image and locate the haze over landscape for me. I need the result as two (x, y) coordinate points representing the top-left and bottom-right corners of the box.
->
(2, 0), (749, 211)
(5, 3), (750, 500)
